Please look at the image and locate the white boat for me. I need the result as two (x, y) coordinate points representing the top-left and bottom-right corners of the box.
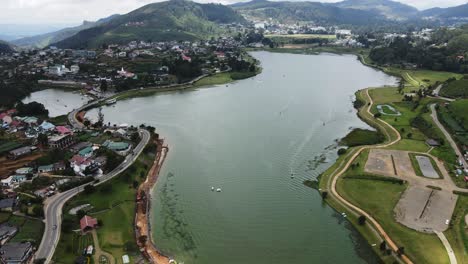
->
(216, 188), (222, 192)
(106, 98), (117, 105)
(211, 187), (214, 191)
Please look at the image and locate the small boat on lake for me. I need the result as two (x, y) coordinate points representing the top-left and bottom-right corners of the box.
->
(106, 98), (117, 105)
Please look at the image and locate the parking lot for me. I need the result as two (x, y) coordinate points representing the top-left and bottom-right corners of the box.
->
(365, 149), (416, 177)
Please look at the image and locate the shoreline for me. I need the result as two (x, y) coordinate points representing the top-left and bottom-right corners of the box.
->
(135, 137), (171, 264)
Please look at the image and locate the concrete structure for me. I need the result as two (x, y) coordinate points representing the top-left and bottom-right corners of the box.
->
(48, 134), (74, 149)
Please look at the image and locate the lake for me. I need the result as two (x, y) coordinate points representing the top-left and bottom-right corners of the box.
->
(35, 51), (398, 263)
(22, 88), (88, 117)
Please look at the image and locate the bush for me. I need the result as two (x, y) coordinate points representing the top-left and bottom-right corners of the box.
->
(340, 128), (385, 147)
(337, 148), (347, 155)
(358, 215), (366, 225)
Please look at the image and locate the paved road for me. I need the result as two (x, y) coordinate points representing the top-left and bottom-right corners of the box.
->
(430, 104), (467, 170)
(35, 129), (150, 263)
(435, 231), (458, 264)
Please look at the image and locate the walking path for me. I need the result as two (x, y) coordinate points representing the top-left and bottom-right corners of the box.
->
(328, 88), (414, 263)
(434, 231), (458, 264)
(91, 230), (115, 264)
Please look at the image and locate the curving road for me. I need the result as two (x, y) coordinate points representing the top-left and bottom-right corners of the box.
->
(35, 129), (150, 263)
(430, 104), (467, 170)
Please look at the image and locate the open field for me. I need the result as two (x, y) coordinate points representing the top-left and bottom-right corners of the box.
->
(365, 149), (415, 178)
(394, 186), (457, 233)
(337, 178), (449, 264)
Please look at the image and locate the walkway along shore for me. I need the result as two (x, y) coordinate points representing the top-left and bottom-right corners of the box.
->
(135, 138), (171, 264)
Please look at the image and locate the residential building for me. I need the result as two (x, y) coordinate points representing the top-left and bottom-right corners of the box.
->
(0, 242), (33, 264)
(48, 134), (74, 149)
(80, 215), (98, 233)
(1, 175), (27, 188)
(8, 147), (32, 160)
(0, 198), (17, 212)
(37, 164), (54, 173)
(0, 224), (18, 245)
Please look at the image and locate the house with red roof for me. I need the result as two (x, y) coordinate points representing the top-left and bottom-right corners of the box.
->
(80, 215), (98, 233)
(56, 126), (72, 135)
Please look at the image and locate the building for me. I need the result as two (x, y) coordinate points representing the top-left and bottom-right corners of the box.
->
(0, 199), (17, 212)
(8, 147), (32, 160)
(0, 224), (18, 245)
(70, 65), (80, 74)
(1, 175), (27, 188)
(70, 142), (92, 153)
(0, 242), (33, 264)
(78, 146), (94, 158)
(80, 215), (98, 233)
(426, 139), (441, 147)
(37, 164), (54, 173)
(103, 140), (131, 152)
(48, 134), (74, 149)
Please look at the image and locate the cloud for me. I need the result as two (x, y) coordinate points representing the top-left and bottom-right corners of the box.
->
(0, 0), (466, 25)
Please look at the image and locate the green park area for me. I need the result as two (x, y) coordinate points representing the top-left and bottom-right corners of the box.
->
(444, 195), (468, 264)
(53, 141), (157, 264)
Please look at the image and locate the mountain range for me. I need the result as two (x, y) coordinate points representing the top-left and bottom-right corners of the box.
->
(7, 0), (468, 49)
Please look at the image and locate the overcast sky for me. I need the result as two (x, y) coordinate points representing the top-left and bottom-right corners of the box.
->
(2, 0), (467, 25)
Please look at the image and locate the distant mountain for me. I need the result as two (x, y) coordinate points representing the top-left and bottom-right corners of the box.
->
(0, 40), (14, 53)
(12, 15), (120, 48)
(55, 0), (246, 49)
(333, 0), (418, 20)
(420, 3), (468, 19)
(232, 0), (385, 25)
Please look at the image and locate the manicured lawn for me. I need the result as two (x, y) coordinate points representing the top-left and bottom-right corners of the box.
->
(406, 70), (462, 87)
(337, 178), (449, 264)
(193, 72), (233, 87)
(444, 195), (468, 264)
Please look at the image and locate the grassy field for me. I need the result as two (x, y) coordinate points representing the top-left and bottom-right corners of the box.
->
(444, 195), (468, 264)
(381, 68), (462, 88)
(0, 140), (23, 155)
(337, 178), (449, 264)
(0, 214), (45, 246)
(440, 79), (468, 98)
(447, 99), (468, 131)
(54, 146), (156, 263)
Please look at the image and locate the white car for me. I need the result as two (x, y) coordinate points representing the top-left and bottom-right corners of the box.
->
(445, 219), (450, 225)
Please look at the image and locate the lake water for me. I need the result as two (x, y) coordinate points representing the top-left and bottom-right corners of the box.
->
(22, 89), (88, 117)
(34, 52), (398, 264)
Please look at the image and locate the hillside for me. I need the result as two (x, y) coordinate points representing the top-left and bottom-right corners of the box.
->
(0, 40), (14, 53)
(232, 0), (385, 25)
(55, 0), (246, 49)
(333, 0), (418, 20)
(12, 15), (119, 48)
(420, 3), (468, 19)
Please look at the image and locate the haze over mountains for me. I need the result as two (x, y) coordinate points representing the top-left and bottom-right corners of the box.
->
(2, 0), (468, 50)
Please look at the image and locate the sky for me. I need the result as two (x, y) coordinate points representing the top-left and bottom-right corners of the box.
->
(1, 0), (467, 25)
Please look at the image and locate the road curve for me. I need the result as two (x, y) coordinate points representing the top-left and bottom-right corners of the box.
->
(36, 129), (150, 263)
(430, 104), (467, 170)
(435, 231), (458, 264)
(328, 89), (416, 264)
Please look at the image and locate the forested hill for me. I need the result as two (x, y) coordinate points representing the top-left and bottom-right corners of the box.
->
(0, 40), (14, 53)
(12, 15), (120, 49)
(55, 0), (246, 49)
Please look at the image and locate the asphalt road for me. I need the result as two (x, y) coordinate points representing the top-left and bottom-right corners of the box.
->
(430, 104), (468, 170)
(35, 129), (150, 263)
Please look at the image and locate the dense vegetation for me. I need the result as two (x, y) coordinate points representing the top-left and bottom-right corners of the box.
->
(16, 101), (49, 116)
(440, 78), (468, 98)
(340, 128), (385, 147)
(370, 25), (468, 73)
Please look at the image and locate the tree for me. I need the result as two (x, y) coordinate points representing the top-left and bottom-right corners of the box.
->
(374, 112), (382, 118)
(321, 191), (328, 199)
(84, 185), (95, 194)
(76, 209), (86, 220)
(397, 247), (405, 256)
(100, 79), (108, 92)
(83, 120), (91, 127)
(37, 133), (48, 147)
(32, 205), (44, 217)
(358, 215), (366, 225)
(337, 148), (347, 155)
(380, 241), (387, 251)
